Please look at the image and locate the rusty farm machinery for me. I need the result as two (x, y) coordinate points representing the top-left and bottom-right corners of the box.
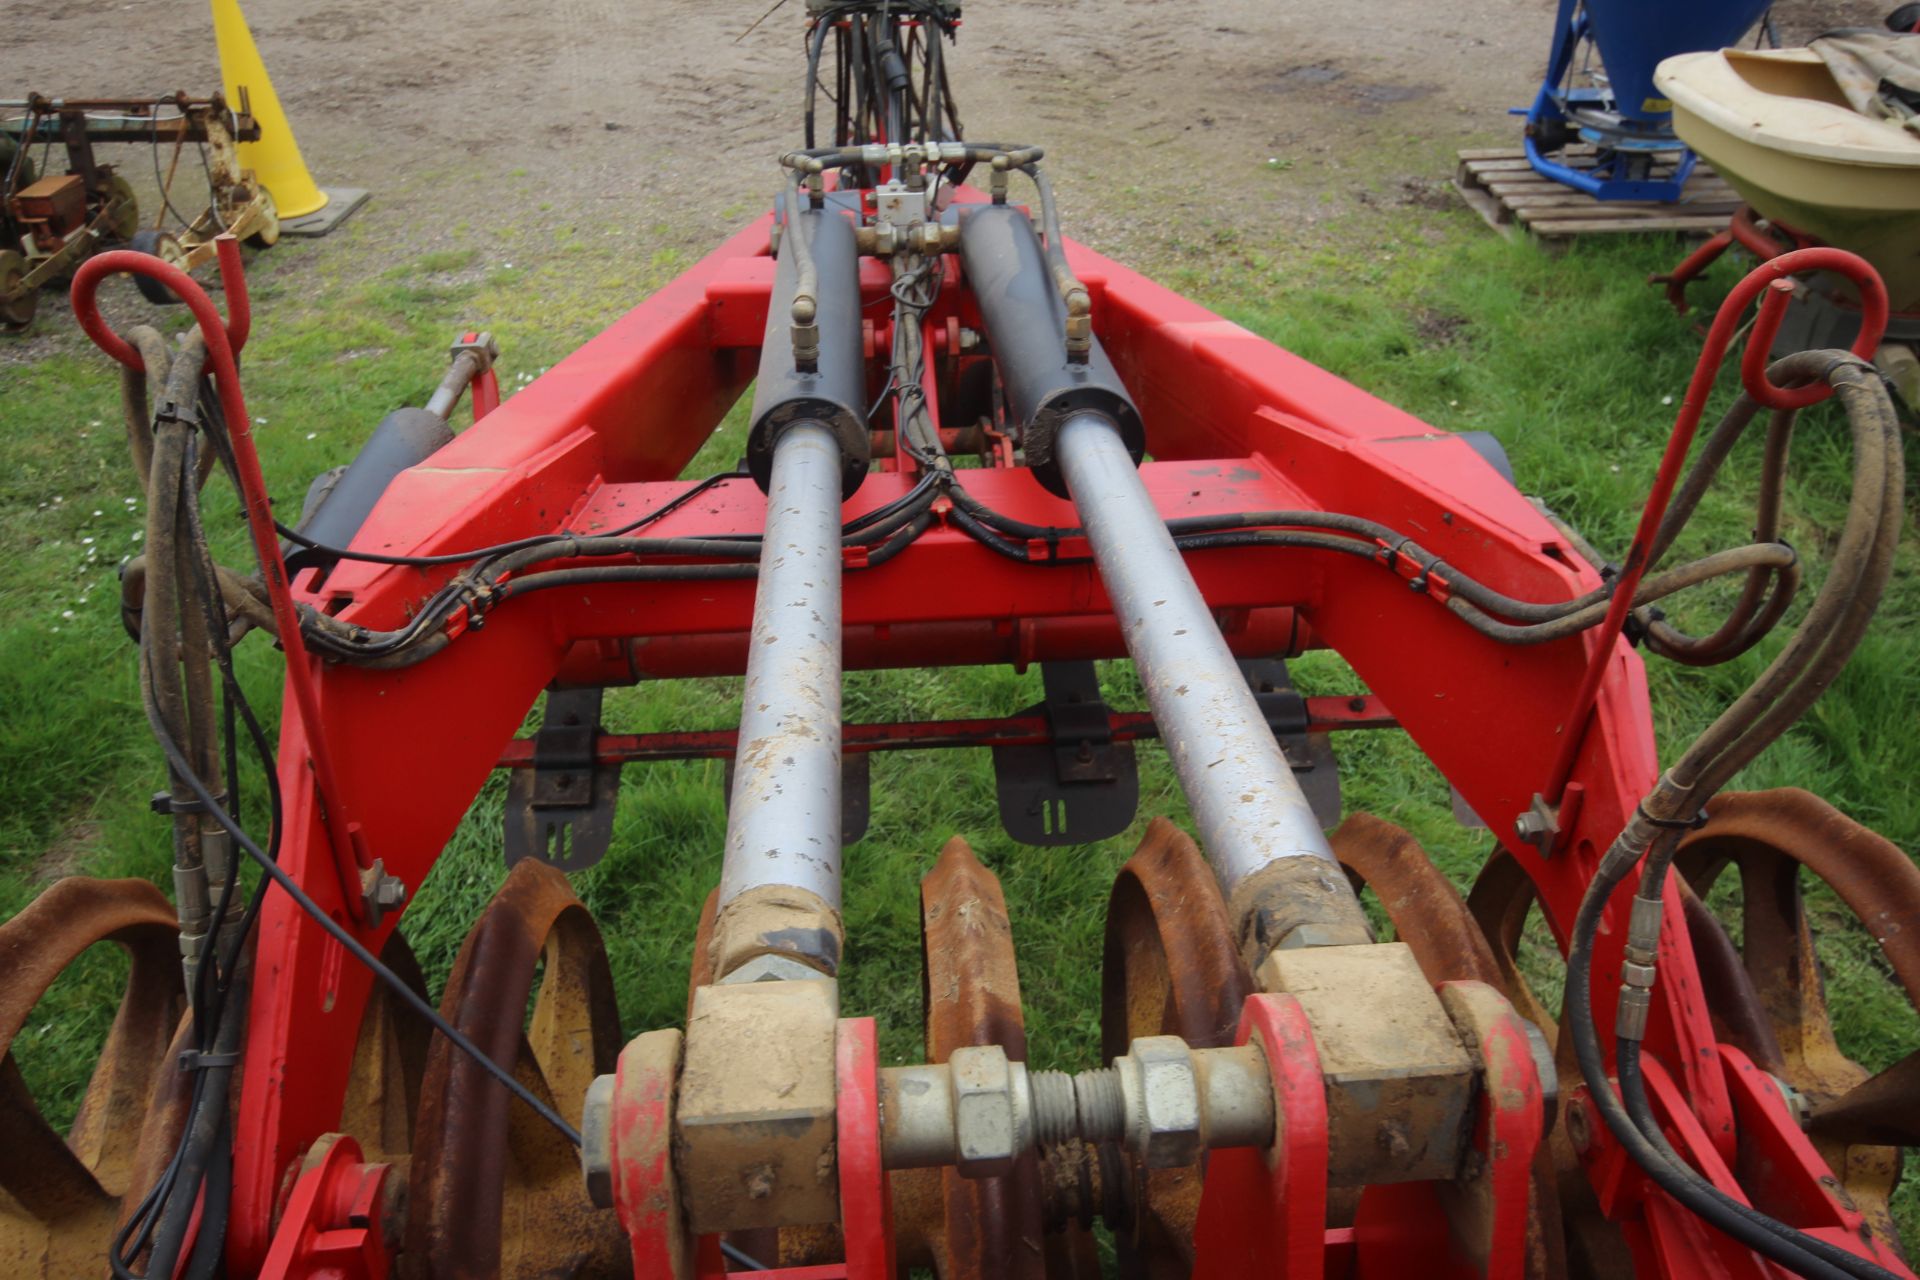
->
(2, 92), (276, 331)
(4, 1), (1919, 1277)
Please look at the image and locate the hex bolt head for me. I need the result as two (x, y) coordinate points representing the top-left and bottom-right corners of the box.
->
(357, 859), (408, 928)
(1117, 1036), (1204, 1169)
(581, 1073), (616, 1209)
(950, 1045), (1030, 1179)
(1768, 1073), (1812, 1130)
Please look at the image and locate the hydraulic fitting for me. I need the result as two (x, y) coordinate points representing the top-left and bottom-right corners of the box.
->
(955, 204), (1142, 497)
(746, 206), (870, 498)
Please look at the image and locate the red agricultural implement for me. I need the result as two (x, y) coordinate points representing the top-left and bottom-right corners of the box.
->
(5, 3), (1917, 1278)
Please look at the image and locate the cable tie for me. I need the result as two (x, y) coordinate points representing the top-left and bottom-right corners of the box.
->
(1407, 549), (1445, 595)
(1815, 351), (1877, 384)
(177, 1049), (239, 1072)
(1622, 609), (1653, 647)
(1635, 802), (1709, 831)
(151, 789), (228, 816)
(154, 397), (202, 429)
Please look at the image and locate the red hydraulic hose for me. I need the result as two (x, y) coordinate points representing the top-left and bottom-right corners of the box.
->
(1542, 247), (1890, 807)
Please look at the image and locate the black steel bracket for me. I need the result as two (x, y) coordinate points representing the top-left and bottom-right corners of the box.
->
(993, 662), (1139, 846)
(1240, 659), (1343, 829)
(504, 687), (624, 873)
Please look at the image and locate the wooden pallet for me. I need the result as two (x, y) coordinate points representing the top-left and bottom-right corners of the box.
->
(1454, 146), (1741, 242)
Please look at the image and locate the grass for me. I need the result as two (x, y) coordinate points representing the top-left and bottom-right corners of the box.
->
(1, 186), (1916, 1247)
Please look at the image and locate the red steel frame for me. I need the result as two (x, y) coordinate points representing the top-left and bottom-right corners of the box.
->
(158, 202), (1896, 1275)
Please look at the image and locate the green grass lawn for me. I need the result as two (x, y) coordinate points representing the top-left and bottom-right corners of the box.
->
(2, 189), (1916, 1244)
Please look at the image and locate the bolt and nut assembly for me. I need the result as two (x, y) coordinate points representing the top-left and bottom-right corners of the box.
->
(874, 1036), (1275, 1178)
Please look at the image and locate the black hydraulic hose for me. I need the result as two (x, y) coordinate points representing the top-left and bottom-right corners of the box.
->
(949, 483), (1801, 642)
(135, 428), (275, 1279)
(948, 502), (1044, 563)
(835, 22), (852, 147)
(141, 938), (243, 1277)
(849, 16), (870, 160)
(179, 1119), (231, 1280)
(109, 1070), (207, 1276)
(804, 17), (829, 149)
(110, 361), (285, 1280)
(103, 325), (589, 1278)
(1569, 853), (1903, 1280)
(311, 489), (942, 668)
(1563, 859), (1868, 1280)
(1446, 544), (1798, 646)
(844, 468), (940, 533)
(494, 562), (758, 595)
(1621, 1021), (1903, 1280)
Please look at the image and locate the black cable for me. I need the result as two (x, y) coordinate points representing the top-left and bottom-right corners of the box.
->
(147, 111), (193, 233)
(3, 113), (36, 193)
(113, 423), (269, 1279)
(287, 464), (944, 667)
(275, 467), (750, 567)
(159, 379), (589, 1154)
(196, 142), (229, 235)
(109, 1070), (207, 1277)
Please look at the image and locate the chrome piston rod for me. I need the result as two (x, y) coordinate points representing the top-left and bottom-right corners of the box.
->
(716, 421), (846, 928)
(1054, 412), (1350, 913)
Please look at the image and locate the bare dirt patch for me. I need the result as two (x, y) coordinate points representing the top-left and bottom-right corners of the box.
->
(2, 0), (1878, 328)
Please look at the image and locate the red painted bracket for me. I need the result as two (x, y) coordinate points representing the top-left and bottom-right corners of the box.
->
(836, 1016), (895, 1280)
(1348, 981), (1546, 1279)
(1717, 1044), (1913, 1276)
(257, 1134), (392, 1280)
(1192, 992), (1329, 1280)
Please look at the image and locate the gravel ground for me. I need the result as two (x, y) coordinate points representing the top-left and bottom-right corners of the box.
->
(2, 0), (1884, 350)
(11, 0), (1553, 243)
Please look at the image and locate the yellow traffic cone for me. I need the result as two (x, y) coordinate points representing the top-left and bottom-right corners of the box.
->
(209, 0), (327, 218)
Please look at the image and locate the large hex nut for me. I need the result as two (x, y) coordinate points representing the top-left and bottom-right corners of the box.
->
(949, 1045), (1032, 1179)
(1118, 1036), (1203, 1169)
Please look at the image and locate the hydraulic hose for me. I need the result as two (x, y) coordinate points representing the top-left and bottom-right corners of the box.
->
(1565, 351), (1903, 1280)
